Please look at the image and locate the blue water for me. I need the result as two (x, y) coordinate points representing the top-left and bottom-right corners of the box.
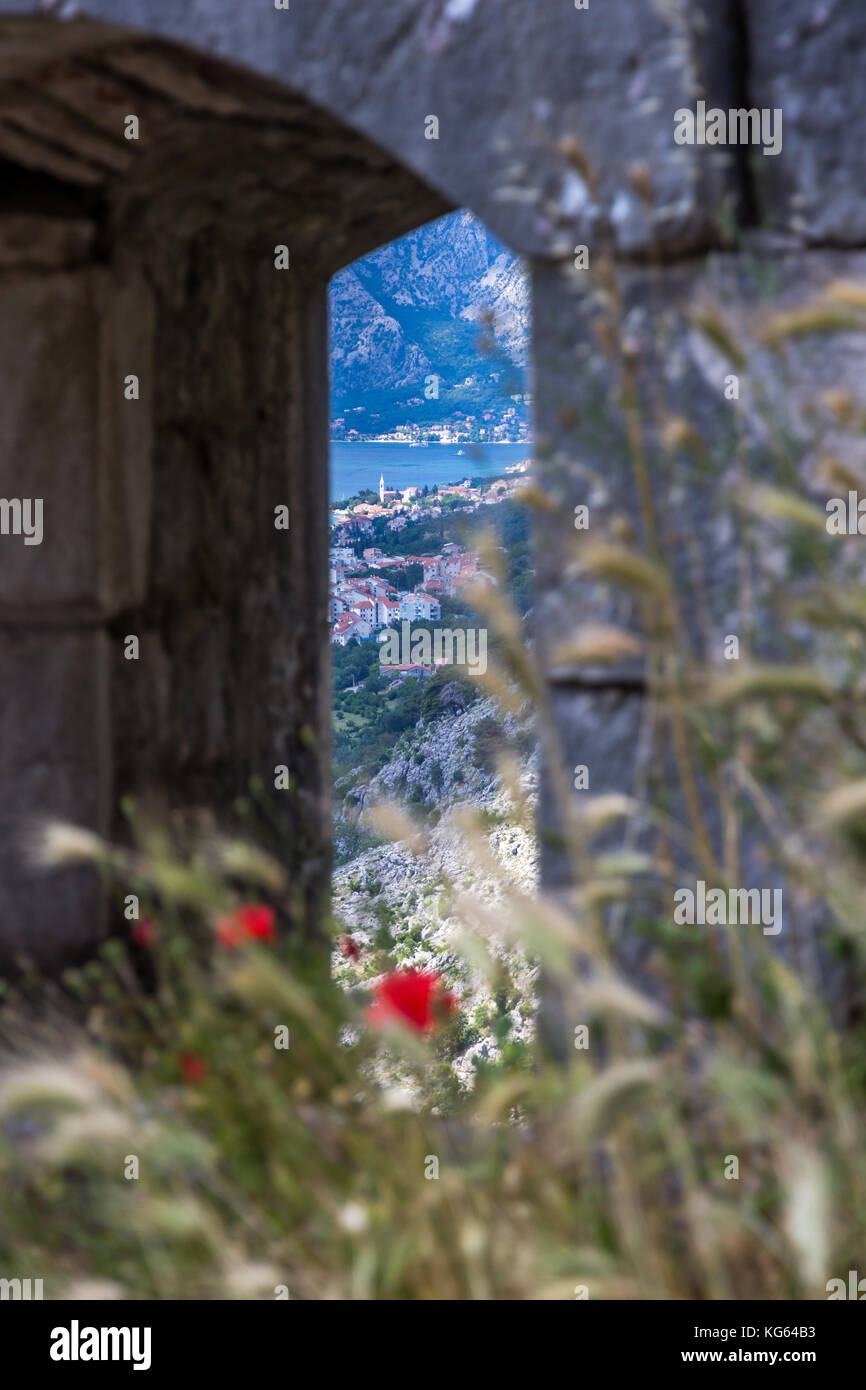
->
(330, 441), (531, 503)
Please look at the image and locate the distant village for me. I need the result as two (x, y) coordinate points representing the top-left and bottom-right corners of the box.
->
(330, 391), (532, 445)
(329, 467), (529, 674)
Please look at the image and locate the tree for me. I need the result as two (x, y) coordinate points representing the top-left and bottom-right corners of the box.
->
(421, 671), (475, 721)
(391, 562), (424, 591)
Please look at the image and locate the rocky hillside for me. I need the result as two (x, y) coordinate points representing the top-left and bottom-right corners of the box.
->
(329, 210), (529, 429)
(333, 695), (538, 1088)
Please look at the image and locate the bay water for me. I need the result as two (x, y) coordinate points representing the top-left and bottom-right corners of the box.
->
(330, 441), (531, 503)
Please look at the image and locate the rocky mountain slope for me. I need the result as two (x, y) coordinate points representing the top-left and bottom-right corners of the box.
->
(333, 695), (538, 1088)
(329, 210), (529, 429)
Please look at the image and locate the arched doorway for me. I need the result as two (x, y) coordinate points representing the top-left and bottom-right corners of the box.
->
(0, 22), (452, 971)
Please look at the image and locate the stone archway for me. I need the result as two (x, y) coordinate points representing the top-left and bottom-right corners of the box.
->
(4, 1), (865, 996)
(0, 21), (449, 971)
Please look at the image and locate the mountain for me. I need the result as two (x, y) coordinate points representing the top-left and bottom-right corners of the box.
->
(333, 692), (538, 1089)
(328, 210), (530, 438)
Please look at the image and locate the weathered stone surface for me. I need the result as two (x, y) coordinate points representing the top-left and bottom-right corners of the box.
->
(745, 0), (866, 246)
(95, 267), (155, 617)
(0, 629), (109, 973)
(0, 4), (859, 258)
(533, 245), (866, 681)
(0, 212), (95, 269)
(108, 250), (332, 936)
(0, 3), (742, 259)
(0, 270), (100, 609)
(0, 20), (452, 273)
(0, 264), (153, 604)
(532, 242), (866, 1015)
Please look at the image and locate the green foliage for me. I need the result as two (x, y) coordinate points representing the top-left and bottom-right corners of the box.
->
(6, 257), (866, 1304)
(388, 562), (424, 591)
(421, 668), (476, 721)
(472, 715), (506, 774)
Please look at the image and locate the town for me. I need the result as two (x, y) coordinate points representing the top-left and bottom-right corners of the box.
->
(329, 468), (528, 674)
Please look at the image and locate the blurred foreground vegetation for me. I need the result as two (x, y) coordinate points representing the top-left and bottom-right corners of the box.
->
(3, 262), (866, 1300)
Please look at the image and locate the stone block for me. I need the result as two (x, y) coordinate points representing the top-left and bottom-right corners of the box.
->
(745, 0), (866, 245)
(0, 269), (100, 610)
(0, 4), (743, 260)
(0, 629), (109, 973)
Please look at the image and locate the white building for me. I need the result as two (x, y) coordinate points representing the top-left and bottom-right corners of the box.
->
(348, 598), (375, 634)
(399, 592), (441, 621)
(332, 615), (366, 645)
(376, 596), (402, 628)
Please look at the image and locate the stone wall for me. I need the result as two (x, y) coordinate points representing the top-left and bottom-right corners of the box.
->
(1, 1), (866, 977)
(0, 255), (110, 971)
(531, 243), (866, 1018)
(0, 18), (446, 970)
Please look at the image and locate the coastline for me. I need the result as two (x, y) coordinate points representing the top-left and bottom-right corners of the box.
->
(329, 439), (531, 503)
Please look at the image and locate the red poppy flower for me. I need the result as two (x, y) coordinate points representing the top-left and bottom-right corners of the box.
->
(339, 936), (361, 960)
(177, 1051), (208, 1083)
(366, 969), (456, 1035)
(215, 903), (277, 948)
(131, 917), (157, 948)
